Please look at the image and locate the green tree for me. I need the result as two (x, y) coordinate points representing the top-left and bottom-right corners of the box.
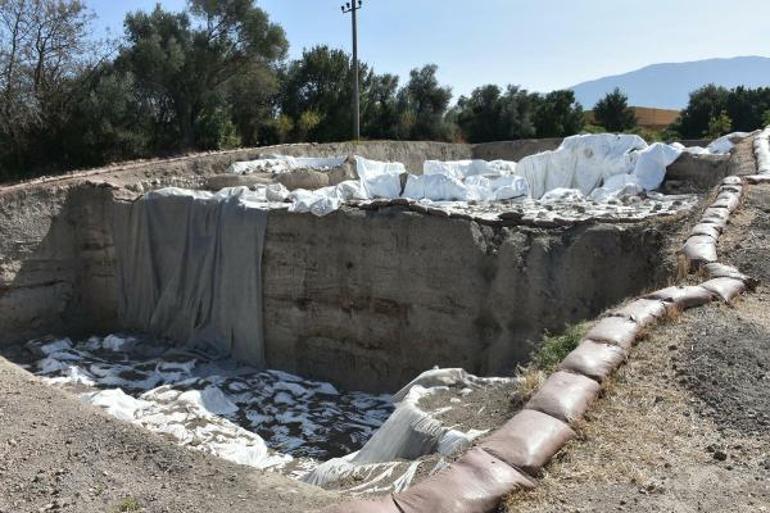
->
(763, 109), (770, 128)
(279, 45), (373, 142)
(117, 0), (287, 150)
(454, 84), (537, 143)
(532, 90), (584, 138)
(593, 88), (637, 132)
(0, 0), (97, 178)
(706, 110), (733, 139)
(362, 73), (400, 140)
(396, 64), (453, 141)
(671, 84), (729, 138)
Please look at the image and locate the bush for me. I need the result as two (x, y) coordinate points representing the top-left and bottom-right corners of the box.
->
(594, 88), (637, 132)
(531, 322), (588, 372)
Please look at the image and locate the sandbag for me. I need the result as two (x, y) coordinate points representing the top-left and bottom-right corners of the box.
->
(721, 176), (743, 186)
(701, 207), (731, 224)
(479, 409), (574, 476)
(559, 340), (626, 382)
(584, 316), (641, 350)
(276, 168), (330, 191)
(754, 128), (770, 173)
(703, 263), (755, 287)
(701, 277), (747, 303)
(608, 298), (667, 327)
(719, 184), (742, 194)
(711, 191), (741, 212)
(690, 223), (721, 239)
(682, 235), (718, 266)
(321, 499), (401, 513)
(745, 174), (770, 184)
(645, 285), (714, 310)
(393, 448), (535, 513)
(525, 371), (600, 424)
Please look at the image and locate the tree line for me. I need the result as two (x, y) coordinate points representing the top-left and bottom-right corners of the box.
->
(0, 0), (589, 181)
(1, 0), (769, 182)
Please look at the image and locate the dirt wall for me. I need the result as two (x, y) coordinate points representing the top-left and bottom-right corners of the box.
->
(0, 139), (699, 392)
(261, 208), (678, 391)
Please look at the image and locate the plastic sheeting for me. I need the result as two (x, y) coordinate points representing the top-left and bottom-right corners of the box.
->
(228, 155), (346, 175)
(305, 368), (507, 492)
(356, 156), (406, 198)
(423, 159), (517, 179)
(221, 132), (735, 217)
(514, 134), (683, 199)
(112, 187), (268, 366)
(755, 127), (770, 174)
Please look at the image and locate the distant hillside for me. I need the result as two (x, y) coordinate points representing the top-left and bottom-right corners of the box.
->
(571, 56), (770, 110)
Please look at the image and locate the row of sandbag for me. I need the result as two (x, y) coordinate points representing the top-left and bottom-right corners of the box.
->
(319, 176), (754, 513)
(681, 176), (744, 266)
(742, 127), (770, 185)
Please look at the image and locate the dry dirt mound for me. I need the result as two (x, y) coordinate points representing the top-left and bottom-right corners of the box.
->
(0, 357), (337, 513)
(677, 311), (770, 435)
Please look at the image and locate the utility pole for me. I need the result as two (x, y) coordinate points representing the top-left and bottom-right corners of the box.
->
(341, 1), (362, 140)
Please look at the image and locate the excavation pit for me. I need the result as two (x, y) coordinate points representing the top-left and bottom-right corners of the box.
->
(0, 137), (733, 500)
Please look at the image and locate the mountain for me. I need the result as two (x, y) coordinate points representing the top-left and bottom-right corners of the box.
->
(570, 56), (770, 110)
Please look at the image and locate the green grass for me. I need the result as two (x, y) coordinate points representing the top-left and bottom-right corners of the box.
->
(531, 322), (588, 372)
(113, 497), (142, 513)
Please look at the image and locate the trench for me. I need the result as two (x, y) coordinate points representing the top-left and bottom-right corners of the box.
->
(0, 138), (724, 497)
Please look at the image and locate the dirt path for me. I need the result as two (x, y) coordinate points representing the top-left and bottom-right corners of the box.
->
(505, 184), (770, 513)
(0, 357), (337, 513)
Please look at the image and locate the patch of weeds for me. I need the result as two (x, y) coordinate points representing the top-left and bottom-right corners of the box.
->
(113, 497), (142, 513)
(531, 322), (588, 372)
(512, 322), (589, 406)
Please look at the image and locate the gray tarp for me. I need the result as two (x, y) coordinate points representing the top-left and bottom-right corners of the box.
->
(112, 188), (268, 366)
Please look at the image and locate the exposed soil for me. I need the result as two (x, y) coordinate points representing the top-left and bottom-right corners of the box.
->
(504, 183), (770, 512)
(0, 356), (337, 513)
(419, 380), (516, 433)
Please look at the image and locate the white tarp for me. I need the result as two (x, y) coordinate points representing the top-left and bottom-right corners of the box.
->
(221, 132), (745, 216)
(755, 127), (770, 174)
(707, 132), (749, 155)
(227, 155), (346, 175)
(631, 142), (683, 191)
(304, 368), (506, 492)
(423, 159), (516, 179)
(514, 134), (648, 199)
(355, 156), (405, 199)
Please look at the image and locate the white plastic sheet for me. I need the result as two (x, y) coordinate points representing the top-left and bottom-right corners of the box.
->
(355, 156), (406, 199)
(632, 142), (683, 191)
(755, 127), (770, 174)
(423, 159), (516, 179)
(222, 133), (700, 217)
(514, 134), (647, 199)
(228, 155), (346, 175)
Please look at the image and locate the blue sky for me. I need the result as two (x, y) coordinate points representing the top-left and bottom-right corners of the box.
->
(87, 0), (770, 98)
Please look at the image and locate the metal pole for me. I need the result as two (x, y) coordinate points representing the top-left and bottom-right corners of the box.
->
(352, 4), (360, 141)
(341, 1), (362, 141)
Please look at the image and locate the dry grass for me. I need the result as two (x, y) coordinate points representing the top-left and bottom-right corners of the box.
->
(504, 299), (769, 513)
(512, 366), (545, 406)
